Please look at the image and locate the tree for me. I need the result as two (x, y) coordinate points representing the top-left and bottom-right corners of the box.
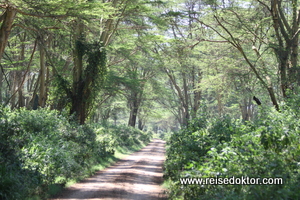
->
(0, 3), (17, 62)
(256, 0), (300, 97)
(153, 1), (203, 126)
(191, 0), (281, 110)
(67, 0), (159, 124)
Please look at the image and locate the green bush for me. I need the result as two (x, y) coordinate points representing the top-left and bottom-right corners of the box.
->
(164, 105), (300, 200)
(93, 123), (152, 149)
(0, 108), (43, 200)
(0, 107), (152, 199)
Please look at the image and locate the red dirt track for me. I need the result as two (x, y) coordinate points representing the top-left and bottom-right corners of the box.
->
(50, 139), (167, 200)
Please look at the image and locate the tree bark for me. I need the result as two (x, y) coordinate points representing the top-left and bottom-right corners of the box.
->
(39, 39), (46, 107)
(0, 5), (17, 61)
(268, 0), (300, 95)
(138, 118), (144, 130)
(10, 71), (16, 109)
(165, 69), (190, 126)
(128, 91), (142, 128)
(70, 21), (85, 124)
(0, 67), (2, 103)
(192, 71), (202, 118)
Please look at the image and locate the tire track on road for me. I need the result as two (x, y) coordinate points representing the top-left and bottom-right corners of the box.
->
(50, 139), (167, 200)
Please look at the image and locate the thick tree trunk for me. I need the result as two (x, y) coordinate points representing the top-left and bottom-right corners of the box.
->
(270, 0), (300, 95)
(70, 21), (86, 124)
(70, 80), (86, 124)
(128, 106), (138, 127)
(0, 5), (17, 61)
(0, 6), (17, 108)
(128, 92), (141, 127)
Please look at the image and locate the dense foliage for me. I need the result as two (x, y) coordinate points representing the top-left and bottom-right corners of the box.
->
(164, 102), (300, 199)
(0, 108), (152, 200)
(1, 0), (300, 199)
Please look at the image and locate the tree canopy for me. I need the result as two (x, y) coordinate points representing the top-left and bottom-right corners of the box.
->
(0, 0), (299, 128)
(1, 0), (300, 199)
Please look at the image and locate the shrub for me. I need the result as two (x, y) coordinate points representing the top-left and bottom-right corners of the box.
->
(0, 108), (43, 200)
(164, 105), (300, 200)
(0, 107), (152, 199)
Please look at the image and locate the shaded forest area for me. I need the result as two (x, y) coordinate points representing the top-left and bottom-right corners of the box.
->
(1, 0), (300, 199)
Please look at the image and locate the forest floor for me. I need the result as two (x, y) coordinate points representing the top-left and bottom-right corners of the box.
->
(49, 139), (167, 200)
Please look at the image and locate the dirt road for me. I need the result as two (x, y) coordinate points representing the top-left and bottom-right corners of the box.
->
(50, 139), (167, 200)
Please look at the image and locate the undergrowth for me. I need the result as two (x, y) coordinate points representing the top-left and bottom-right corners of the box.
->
(164, 103), (300, 200)
(0, 107), (152, 200)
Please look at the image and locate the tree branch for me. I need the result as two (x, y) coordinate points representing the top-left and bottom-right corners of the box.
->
(4, 39), (38, 106)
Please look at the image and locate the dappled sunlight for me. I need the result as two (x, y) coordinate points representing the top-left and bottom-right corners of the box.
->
(50, 139), (167, 200)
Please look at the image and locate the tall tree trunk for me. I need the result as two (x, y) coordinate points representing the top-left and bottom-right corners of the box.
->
(182, 72), (190, 124)
(128, 106), (139, 127)
(70, 20), (107, 124)
(70, 21), (85, 124)
(191, 71), (202, 119)
(17, 33), (26, 108)
(0, 68), (2, 103)
(269, 0), (300, 95)
(39, 39), (46, 107)
(289, 0), (300, 86)
(0, 5), (17, 61)
(10, 71), (17, 109)
(165, 69), (190, 126)
(128, 92), (141, 127)
(0, 6), (17, 108)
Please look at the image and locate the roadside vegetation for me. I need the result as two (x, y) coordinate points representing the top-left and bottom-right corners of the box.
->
(0, 107), (152, 200)
(1, 0), (300, 199)
(164, 96), (300, 200)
